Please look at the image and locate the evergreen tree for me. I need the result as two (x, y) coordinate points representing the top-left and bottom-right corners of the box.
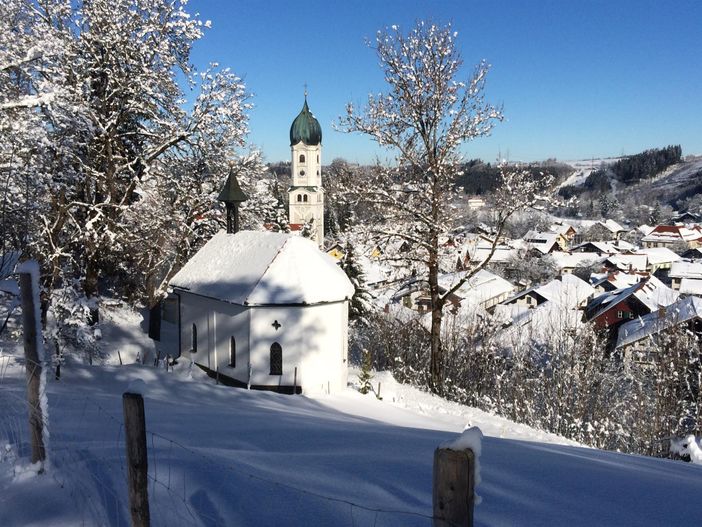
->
(300, 217), (317, 240)
(358, 348), (373, 394)
(341, 241), (372, 323)
(650, 202), (662, 225)
(271, 206), (291, 233)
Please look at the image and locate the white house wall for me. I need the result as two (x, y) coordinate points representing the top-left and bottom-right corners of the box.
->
(178, 292), (251, 383)
(178, 292), (349, 393)
(248, 302), (348, 393)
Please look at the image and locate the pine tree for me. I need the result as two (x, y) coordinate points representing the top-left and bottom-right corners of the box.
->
(300, 217), (317, 240)
(650, 202), (661, 225)
(341, 241), (372, 324)
(358, 348), (373, 394)
(272, 206), (291, 233)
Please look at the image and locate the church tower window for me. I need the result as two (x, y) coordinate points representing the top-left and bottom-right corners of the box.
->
(303, 195), (308, 203)
(299, 154), (305, 163)
(297, 194), (302, 202)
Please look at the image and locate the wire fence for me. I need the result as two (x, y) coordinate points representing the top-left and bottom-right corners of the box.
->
(0, 356), (458, 527)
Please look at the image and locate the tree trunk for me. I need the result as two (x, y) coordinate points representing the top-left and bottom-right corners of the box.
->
(429, 243), (444, 394)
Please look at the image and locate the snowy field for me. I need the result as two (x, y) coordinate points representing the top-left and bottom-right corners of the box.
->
(558, 157), (622, 189)
(2, 307), (702, 526)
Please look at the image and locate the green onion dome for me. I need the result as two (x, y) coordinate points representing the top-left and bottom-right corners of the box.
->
(289, 99), (322, 146)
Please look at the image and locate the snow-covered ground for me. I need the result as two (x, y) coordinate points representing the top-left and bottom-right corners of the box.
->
(2, 305), (702, 526)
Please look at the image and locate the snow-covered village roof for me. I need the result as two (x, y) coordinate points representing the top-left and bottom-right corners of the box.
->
(605, 254), (649, 272)
(585, 276), (678, 321)
(550, 251), (603, 272)
(535, 274), (595, 307)
(616, 296), (702, 349)
(170, 231), (353, 305)
(638, 224), (655, 236)
(638, 247), (680, 266)
(600, 219), (625, 234)
(571, 241), (619, 254)
(670, 260), (702, 279)
(680, 278), (702, 295)
(464, 241), (516, 264)
(549, 223), (575, 236)
(642, 224), (702, 244)
(437, 269), (515, 306)
(524, 230), (560, 254)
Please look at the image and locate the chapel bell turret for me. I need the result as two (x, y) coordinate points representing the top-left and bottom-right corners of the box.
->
(218, 168), (249, 234)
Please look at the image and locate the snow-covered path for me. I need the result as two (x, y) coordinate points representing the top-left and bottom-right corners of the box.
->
(2, 360), (701, 526)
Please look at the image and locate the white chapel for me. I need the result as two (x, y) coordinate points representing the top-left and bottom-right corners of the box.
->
(288, 95), (324, 247)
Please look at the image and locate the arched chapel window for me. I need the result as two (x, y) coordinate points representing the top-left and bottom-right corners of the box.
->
(297, 194), (302, 202)
(303, 195), (308, 203)
(270, 342), (282, 375)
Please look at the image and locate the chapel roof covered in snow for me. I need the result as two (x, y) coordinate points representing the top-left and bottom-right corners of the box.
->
(170, 231), (353, 306)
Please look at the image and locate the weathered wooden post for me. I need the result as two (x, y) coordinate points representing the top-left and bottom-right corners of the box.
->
(432, 447), (476, 527)
(19, 268), (46, 468)
(123, 392), (150, 527)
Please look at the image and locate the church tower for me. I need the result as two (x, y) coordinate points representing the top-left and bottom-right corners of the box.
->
(288, 94), (324, 247)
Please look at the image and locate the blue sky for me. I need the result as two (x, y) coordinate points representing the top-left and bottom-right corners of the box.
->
(188, 0), (702, 165)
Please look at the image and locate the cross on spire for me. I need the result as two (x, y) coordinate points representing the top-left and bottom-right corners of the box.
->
(304, 82), (308, 99)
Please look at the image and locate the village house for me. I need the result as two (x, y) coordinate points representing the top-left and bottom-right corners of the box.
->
(585, 220), (626, 241)
(681, 247), (702, 259)
(392, 269), (515, 314)
(499, 286), (549, 310)
(499, 273), (595, 311)
(325, 242), (346, 261)
(550, 251), (604, 274)
(641, 224), (702, 249)
(615, 296), (702, 358)
(669, 260), (702, 294)
(584, 276), (678, 330)
(462, 238), (516, 267)
(604, 254), (649, 273)
(571, 240), (619, 255)
(524, 230), (564, 254)
(549, 222), (578, 246)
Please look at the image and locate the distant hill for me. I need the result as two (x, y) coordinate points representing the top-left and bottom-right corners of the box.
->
(555, 146), (702, 211)
(624, 156), (702, 207)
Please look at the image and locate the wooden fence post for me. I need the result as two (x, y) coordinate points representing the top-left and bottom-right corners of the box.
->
(123, 392), (150, 527)
(19, 271), (46, 467)
(433, 447), (475, 527)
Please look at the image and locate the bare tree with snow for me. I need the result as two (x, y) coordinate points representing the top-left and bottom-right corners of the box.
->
(338, 21), (550, 393)
(0, 0), (254, 356)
